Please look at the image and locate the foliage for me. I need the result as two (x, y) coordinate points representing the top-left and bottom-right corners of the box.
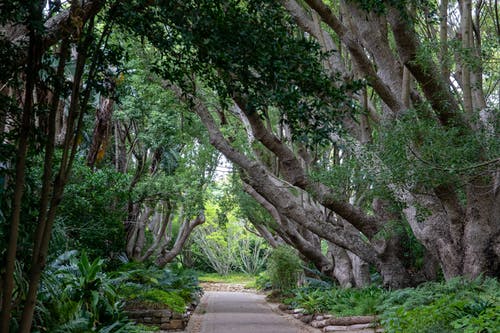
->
(191, 182), (270, 275)
(282, 278), (500, 332)
(379, 278), (500, 333)
(54, 161), (129, 260)
(254, 271), (272, 291)
(115, 0), (355, 145)
(267, 245), (302, 292)
(378, 109), (497, 188)
(115, 262), (200, 313)
(34, 251), (138, 333)
(126, 289), (186, 313)
(284, 284), (385, 316)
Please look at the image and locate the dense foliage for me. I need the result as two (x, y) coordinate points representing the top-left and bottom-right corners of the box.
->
(0, 0), (498, 331)
(283, 278), (500, 333)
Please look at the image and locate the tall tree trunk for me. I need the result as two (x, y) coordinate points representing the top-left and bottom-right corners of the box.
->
(463, 177), (500, 278)
(19, 14), (96, 330)
(461, 0), (474, 117)
(114, 120), (128, 172)
(0, 18), (40, 332)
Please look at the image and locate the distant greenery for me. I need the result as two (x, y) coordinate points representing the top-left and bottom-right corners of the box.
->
(198, 272), (257, 286)
(190, 182), (270, 275)
(282, 278), (500, 333)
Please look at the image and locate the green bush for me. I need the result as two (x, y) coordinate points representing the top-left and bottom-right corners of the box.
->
(255, 271), (272, 290)
(267, 246), (302, 292)
(54, 162), (129, 261)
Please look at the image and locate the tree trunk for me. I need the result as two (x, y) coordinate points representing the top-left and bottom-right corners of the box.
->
(461, 0), (474, 117)
(0, 22), (40, 333)
(347, 251), (370, 287)
(87, 95), (115, 168)
(19, 22), (91, 331)
(328, 242), (355, 287)
(114, 121), (128, 172)
(140, 202), (173, 262)
(155, 212), (205, 267)
(463, 178), (500, 278)
(439, 0), (450, 80)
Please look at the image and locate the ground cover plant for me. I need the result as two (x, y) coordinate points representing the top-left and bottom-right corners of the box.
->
(282, 277), (500, 333)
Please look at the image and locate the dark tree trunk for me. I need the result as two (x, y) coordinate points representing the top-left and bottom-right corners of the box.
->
(0, 27), (40, 333)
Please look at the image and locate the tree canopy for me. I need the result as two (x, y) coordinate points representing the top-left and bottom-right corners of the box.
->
(0, 0), (498, 331)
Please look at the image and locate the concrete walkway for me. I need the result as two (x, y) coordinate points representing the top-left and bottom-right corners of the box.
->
(185, 291), (320, 333)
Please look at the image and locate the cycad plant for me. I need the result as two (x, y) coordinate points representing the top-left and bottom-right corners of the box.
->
(34, 251), (137, 333)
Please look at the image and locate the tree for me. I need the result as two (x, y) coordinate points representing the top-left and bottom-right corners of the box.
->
(114, 0), (498, 286)
(0, 1), (115, 330)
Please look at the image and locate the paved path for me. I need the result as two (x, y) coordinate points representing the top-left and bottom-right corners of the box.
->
(185, 291), (320, 333)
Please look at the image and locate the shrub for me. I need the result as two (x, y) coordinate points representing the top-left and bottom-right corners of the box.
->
(267, 245), (302, 292)
(255, 271), (272, 290)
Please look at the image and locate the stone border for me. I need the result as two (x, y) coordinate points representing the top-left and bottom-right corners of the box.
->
(126, 291), (203, 331)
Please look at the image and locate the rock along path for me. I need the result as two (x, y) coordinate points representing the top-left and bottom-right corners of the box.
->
(184, 285), (321, 333)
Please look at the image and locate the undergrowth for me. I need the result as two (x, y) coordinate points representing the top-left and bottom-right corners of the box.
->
(283, 277), (500, 333)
